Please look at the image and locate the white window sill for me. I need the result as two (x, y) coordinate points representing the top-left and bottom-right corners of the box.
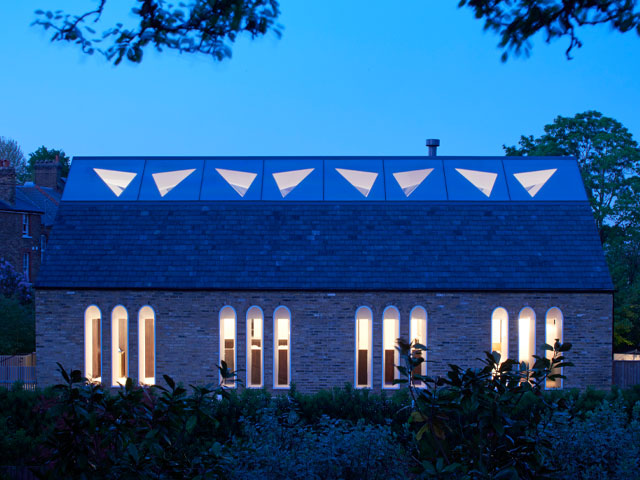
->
(22, 235), (31, 239)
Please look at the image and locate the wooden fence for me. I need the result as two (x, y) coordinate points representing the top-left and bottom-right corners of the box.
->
(613, 360), (640, 389)
(0, 354), (36, 390)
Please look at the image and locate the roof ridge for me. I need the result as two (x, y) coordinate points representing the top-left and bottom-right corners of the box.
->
(32, 184), (60, 206)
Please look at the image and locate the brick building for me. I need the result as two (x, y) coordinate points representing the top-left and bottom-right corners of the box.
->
(35, 153), (613, 391)
(0, 159), (62, 283)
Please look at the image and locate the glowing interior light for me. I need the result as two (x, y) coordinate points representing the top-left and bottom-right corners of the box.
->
(455, 168), (498, 197)
(335, 168), (378, 197)
(358, 317), (370, 348)
(93, 168), (137, 197)
(277, 317), (289, 342)
(215, 168), (258, 197)
(223, 316), (236, 339)
(272, 168), (314, 198)
(513, 168), (557, 197)
(392, 168), (433, 197)
(383, 318), (397, 350)
(151, 169), (196, 197)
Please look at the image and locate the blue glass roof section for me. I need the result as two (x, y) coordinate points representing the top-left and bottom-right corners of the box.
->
(262, 159), (324, 200)
(63, 158), (145, 201)
(200, 159), (263, 200)
(138, 159), (204, 200)
(324, 159), (385, 201)
(503, 158), (587, 201)
(384, 159), (447, 200)
(444, 158), (510, 201)
(62, 156), (589, 202)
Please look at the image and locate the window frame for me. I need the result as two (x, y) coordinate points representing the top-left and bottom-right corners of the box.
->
(273, 306), (291, 389)
(354, 306), (373, 389)
(111, 305), (129, 387)
(491, 307), (509, 363)
(382, 306), (400, 389)
(219, 305), (237, 388)
(545, 307), (564, 389)
(518, 307), (536, 368)
(21, 214), (30, 237)
(84, 305), (102, 383)
(22, 252), (30, 282)
(138, 306), (156, 386)
(410, 306), (428, 385)
(246, 306), (264, 388)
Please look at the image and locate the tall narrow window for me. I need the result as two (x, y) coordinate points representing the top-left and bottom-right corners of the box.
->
(355, 307), (372, 388)
(518, 307), (536, 368)
(545, 308), (564, 389)
(410, 306), (427, 383)
(111, 306), (128, 386)
(40, 234), (46, 262)
(491, 307), (509, 362)
(22, 214), (29, 236)
(22, 253), (30, 282)
(219, 306), (236, 387)
(84, 305), (101, 382)
(246, 306), (263, 388)
(383, 306), (400, 388)
(274, 306), (291, 388)
(138, 306), (155, 386)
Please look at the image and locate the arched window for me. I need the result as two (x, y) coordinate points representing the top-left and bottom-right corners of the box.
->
(84, 305), (102, 382)
(355, 306), (372, 388)
(410, 306), (427, 384)
(273, 306), (291, 388)
(518, 307), (536, 368)
(545, 307), (564, 389)
(138, 306), (155, 386)
(382, 306), (400, 388)
(111, 305), (128, 386)
(247, 306), (264, 388)
(219, 306), (237, 388)
(491, 307), (509, 362)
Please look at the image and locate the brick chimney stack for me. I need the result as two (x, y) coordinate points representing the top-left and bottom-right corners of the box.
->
(34, 155), (62, 191)
(0, 159), (16, 205)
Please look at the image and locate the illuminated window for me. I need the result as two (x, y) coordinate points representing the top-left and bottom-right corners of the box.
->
(455, 168), (498, 197)
(545, 308), (564, 389)
(272, 168), (314, 198)
(138, 306), (155, 386)
(246, 306), (263, 388)
(111, 305), (128, 386)
(218, 306), (236, 387)
(273, 306), (291, 388)
(518, 307), (536, 368)
(93, 168), (137, 197)
(410, 306), (427, 383)
(336, 168), (378, 197)
(513, 169), (557, 197)
(216, 168), (258, 197)
(491, 307), (509, 362)
(383, 307), (400, 388)
(84, 305), (102, 383)
(355, 307), (372, 388)
(392, 168), (433, 197)
(152, 169), (196, 197)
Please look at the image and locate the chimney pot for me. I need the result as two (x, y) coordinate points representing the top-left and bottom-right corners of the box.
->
(426, 139), (440, 157)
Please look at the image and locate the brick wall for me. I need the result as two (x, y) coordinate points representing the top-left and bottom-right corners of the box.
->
(33, 162), (61, 191)
(0, 210), (43, 282)
(0, 164), (16, 204)
(35, 289), (613, 391)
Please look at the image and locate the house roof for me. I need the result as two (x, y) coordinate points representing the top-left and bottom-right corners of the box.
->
(0, 190), (44, 214)
(16, 184), (61, 226)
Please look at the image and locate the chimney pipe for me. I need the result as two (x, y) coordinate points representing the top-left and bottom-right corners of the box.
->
(426, 138), (440, 157)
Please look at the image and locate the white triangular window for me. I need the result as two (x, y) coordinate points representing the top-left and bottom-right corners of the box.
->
(93, 168), (137, 197)
(335, 168), (378, 197)
(215, 168), (258, 197)
(513, 168), (557, 197)
(152, 169), (196, 197)
(392, 168), (433, 197)
(272, 168), (314, 198)
(455, 168), (498, 197)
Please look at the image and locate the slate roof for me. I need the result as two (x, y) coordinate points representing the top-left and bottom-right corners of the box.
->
(36, 200), (613, 291)
(16, 185), (61, 226)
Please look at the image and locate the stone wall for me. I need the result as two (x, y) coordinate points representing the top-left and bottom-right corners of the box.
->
(35, 289), (613, 391)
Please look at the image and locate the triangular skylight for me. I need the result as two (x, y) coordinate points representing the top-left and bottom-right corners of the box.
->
(152, 169), (196, 197)
(335, 168), (378, 197)
(392, 168), (433, 197)
(93, 168), (137, 197)
(272, 168), (314, 198)
(215, 168), (258, 197)
(513, 168), (557, 197)
(455, 168), (498, 197)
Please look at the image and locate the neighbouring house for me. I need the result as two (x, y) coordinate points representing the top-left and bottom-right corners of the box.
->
(35, 145), (613, 391)
(0, 159), (62, 284)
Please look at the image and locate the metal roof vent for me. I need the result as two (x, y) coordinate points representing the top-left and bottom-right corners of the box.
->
(426, 139), (440, 157)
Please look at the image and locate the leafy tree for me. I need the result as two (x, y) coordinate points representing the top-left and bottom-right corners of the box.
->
(28, 146), (71, 180)
(0, 136), (28, 182)
(0, 260), (34, 354)
(459, 0), (640, 60)
(33, 0), (281, 66)
(31, 1), (640, 64)
(505, 111), (640, 349)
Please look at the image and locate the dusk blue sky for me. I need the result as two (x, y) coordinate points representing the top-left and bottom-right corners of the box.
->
(0, 1), (638, 158)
